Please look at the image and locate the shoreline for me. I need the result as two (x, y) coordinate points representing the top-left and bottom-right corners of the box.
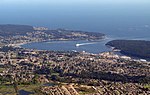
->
(10, 35), (108, 48)
(13, 36), (110, 54)
(7, 41), (37, 48)
(106, 40), (150, 61)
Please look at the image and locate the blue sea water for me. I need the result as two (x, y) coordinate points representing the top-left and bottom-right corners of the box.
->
(22, 40), (111, 54)
(1, 0), (150, 53)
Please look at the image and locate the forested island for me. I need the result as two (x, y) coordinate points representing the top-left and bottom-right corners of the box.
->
(106, 40), (150, 60)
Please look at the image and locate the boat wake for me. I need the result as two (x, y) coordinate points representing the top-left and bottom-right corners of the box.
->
(75, 42), (97, 47)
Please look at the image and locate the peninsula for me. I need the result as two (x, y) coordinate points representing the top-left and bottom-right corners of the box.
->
(106, 40), (150, 60)
(0, 24), (105, 47)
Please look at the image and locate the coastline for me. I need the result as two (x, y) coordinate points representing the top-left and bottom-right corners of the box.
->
(7, 41), (38, 48)
(17, 36), (111, 54)
(11, 35), (107, 48)
(106, 40), (150, 61)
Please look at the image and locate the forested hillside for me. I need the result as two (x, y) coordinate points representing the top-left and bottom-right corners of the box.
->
(106, 40), (150, 59)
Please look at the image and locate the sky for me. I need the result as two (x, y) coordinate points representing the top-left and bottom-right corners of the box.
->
(1, 0), (150, 4)
(1, 0), (150, 9)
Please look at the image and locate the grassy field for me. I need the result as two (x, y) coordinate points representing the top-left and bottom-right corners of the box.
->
(144, 84), (150, 90)
(0, 68), (5, 73)
(0, 84), (41, 95)
(0, 85), (15, 95)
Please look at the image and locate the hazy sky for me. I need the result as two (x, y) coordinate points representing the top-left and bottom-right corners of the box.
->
(1, 0), (150, 9)
(1, 0), (150, 4)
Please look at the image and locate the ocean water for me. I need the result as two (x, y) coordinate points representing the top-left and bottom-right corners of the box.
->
(1, 0), (150, 53)
(22, 40), (111, 54)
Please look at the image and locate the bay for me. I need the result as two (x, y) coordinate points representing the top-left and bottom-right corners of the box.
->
(22, 40), (111, 54)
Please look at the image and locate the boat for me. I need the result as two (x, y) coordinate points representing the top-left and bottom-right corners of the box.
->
(76, 44), (80, 47)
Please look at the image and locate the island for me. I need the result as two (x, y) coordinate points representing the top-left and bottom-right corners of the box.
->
(106, 40), (150, 60)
